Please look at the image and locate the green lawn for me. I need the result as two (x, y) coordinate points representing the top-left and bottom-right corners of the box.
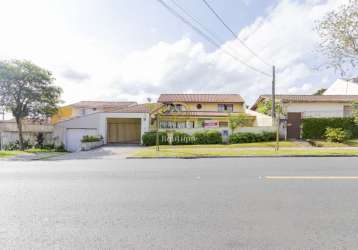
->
(0, 151), (25, 158)
(156, 141), (301, 149)
(131, 146), (358, 158)
(0, 148), (64, 159)
(308, 139), (358, 147)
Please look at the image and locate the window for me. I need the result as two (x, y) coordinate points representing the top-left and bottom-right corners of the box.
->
(160, 121), (187, 129)
(219, 121), (228, 128)
(169, 104), (183, 112)
(344, 105), (353, 117)
(196, 104), (202, 110)
(218, 104), (233, 112)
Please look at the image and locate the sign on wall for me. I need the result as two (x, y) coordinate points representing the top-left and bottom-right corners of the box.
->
(204, 120), (219, 128)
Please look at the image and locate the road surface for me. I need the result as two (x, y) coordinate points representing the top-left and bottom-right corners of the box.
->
(1, 157), (358, 249)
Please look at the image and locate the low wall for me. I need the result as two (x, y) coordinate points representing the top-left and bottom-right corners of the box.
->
(0, 131), (53, 149)
(81, 140), (104, 151)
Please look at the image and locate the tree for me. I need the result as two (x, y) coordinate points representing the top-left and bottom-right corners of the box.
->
(229, 113), (252, 133)
(0, 60), (62, 149)
(256, 99), (283, 116)
(315, 0), (358, 75)
(353, 101), (358, 126)
(313, 88), (327, 96)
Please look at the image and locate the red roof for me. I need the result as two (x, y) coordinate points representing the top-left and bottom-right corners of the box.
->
(158, 94), (244, 103)
(71, 101), (137, 109)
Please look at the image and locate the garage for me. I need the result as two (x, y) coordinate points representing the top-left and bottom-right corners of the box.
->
(107, 118), (141, 144)
(66, 128), (97, 152)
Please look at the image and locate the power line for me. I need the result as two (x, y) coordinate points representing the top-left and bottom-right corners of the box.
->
(156, 0), (271, 77)
(201, 0), (271, 68)
(169, 0), (257, 69)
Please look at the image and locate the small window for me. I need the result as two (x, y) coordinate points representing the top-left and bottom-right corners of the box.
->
(196, 104), (202, 110)
(219, 121), (228, 128)
(344, 105), (353, 117)
(218, 104), (233, 112)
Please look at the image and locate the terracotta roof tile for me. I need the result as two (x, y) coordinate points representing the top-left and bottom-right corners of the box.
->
(71, 101), (137, 109)
(158, 94), (244, 103)
(251, 95), (358, 110)
(107, 103), (163, 113)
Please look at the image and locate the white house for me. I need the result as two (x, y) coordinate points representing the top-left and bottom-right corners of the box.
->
(53, 104), (160, 152)
(251, 95), (358, 139)
(324, 78), (358, 95)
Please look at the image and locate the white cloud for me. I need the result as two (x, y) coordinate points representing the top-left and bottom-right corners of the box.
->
(0, 0), (348, 107)
(110, 0), (346, 104)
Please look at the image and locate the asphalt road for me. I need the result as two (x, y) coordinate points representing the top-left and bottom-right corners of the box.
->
(1, 158), (358, 249)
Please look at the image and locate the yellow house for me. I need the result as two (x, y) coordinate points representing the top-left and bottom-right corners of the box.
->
(155, 94), (251, 131)
(51, 101), (137, 124)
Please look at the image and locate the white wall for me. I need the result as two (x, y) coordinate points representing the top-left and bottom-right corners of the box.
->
(54, 112), (150, 147)
(99, 113), (149, 144)
(284, 102), (346, 118)
(324, 79), (358, 95)
(245, 109), (273, 126)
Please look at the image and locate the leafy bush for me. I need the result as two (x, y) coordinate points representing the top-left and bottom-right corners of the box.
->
(172, 132), (194, 145)
(4, 139), (32, 151)
(206, 131), (222, 144)
(81, 135), (103, 143)
(142, 132), (168, 146)
(36, 133), (44, 148)
(193, 131), (222, 144)
(302, 117), (358, 139)
(54, 143), (66, 152)
(229, 132), (276, 144)
(324, 127), (349, 142)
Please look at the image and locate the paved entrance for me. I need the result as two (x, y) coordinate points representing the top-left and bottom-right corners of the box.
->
(50, 145), (141, 160)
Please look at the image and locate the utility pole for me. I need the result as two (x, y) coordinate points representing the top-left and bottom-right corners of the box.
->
(271, 65), (280, 151)
(271, 65), (276, 123)
(156, 114), (160, 151)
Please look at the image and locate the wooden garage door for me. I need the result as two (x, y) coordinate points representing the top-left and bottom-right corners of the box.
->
(107, 118), (141, 144)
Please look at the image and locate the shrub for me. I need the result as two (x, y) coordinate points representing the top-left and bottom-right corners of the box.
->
(193, 131), (222, 144)
(324, 127), (348, 143)
(206, 131), (222, 144)
(302, 117), (358, 139)
(142, 132), (168, 146)
(54, 143), (66, 152)
(172, 132), (194, 145)
(36, 133), (44, 148)
(229, 132), (276, 144)
(4, 139), (32, 151)
(81, 135), (103, 143)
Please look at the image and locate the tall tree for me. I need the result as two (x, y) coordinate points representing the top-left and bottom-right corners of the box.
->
(0, 60), (62, 149)
(315, 0), (358, 75)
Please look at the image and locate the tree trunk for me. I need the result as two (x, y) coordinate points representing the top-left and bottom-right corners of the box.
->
(16, 117), (24, 150)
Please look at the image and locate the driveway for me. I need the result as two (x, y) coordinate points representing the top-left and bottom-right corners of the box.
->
(50, 145), (142, 160)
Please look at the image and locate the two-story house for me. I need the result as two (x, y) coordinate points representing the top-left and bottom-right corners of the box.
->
(51, 101), (137, 124)
(155, 94), (251, 133)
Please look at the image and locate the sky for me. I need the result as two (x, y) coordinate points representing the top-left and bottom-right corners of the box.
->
(0, 0), (352, 110)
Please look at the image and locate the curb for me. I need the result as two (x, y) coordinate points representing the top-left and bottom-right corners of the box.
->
(127, 155), (358, 159)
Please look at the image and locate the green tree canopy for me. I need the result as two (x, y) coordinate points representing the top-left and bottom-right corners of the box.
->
(316, 0), (358, 75)
(313, 88), (327, 96)
(0, 60), (62, 149)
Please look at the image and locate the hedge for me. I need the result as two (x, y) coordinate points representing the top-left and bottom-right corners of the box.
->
(172, 132), (195, 145)
(142, 132), (169, 146)
(301, 117), (358, 139)
(229, 131), (276, 144)
(193, 131), (222, 144)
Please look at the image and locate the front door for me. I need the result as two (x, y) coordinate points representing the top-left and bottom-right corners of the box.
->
(287, 112), (302, 139)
